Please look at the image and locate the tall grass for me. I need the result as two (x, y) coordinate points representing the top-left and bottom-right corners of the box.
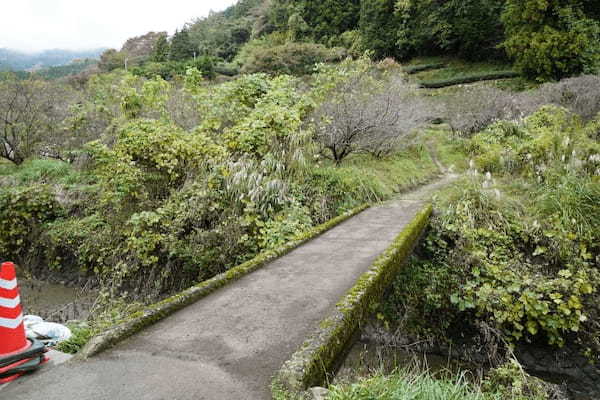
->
(0, 159), (84, 186)
(535, 172), (600, 237)
(327, 369), (494, 400)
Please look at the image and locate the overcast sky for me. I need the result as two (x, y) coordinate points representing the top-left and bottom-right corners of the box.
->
(0, 0), (237, 53)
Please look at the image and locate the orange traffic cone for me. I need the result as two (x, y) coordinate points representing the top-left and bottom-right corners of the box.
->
(0, 262), (47, 384)
(0, 262), (29, 356)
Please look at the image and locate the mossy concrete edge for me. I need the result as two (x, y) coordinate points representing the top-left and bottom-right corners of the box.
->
(77, 203), (370, 360)
(273, 203), (433, 395)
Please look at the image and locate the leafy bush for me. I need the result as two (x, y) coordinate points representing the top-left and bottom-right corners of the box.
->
(0, 185), (62, 263)
(383, 106), (600, 349)
(88, 119), (224, 208)
(131, 57), (217, 81)
(239, 40), (345, 76)
(502, 0), (600, 81)
(482, 360), (555, 400)
(395, 0), (506, 60)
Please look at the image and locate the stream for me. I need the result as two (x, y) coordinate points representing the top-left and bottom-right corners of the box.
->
(336, 326), (599, 400)
(18, 279), (96, 323)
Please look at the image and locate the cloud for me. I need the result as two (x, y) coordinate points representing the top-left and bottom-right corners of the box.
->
(0, 0), (237, 52)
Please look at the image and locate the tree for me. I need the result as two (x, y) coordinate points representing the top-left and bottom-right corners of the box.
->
(169, 28), (196, 61)
(240, 40), (344, 75)
(287, 12), (310, 42)
(121, 31), (168, 62)
(299, 0), (361, 42)
(360, 0), (400, 59)
(312, 73), (434, 164)
(98, 49), (126, 72)
(502, 0), (600, 81)
(268, 0), (360, 44)
(395, 0), (506, 60)
(0, 77), (72, 164)
(152, 34), (170, 62)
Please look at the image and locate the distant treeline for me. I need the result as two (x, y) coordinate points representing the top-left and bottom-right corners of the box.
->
(0, 48), (104, 71)
(0, 59), (98, 81)
(95, 0), (599, 82)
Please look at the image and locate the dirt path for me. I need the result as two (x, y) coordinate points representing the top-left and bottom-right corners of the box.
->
(2, 178), (453, 400)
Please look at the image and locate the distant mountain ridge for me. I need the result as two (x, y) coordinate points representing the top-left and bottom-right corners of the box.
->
(0, 48), (106, 71)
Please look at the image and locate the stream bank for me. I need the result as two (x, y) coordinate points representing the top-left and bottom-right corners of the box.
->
(335, 319), (598, 400)
(17, 276), (95, 324)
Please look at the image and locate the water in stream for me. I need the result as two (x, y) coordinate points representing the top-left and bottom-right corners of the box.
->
(18, 279), (96, 323)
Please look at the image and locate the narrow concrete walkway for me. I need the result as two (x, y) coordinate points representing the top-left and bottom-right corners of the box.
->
(2, 178), (450, 400)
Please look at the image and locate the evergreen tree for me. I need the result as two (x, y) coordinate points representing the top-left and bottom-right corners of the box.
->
(395, 0), (505, 60)
(268, 0), (360, 44)
(301, 0), (360, 42)
(360, 0), (399, 59)
(169, 28), (196, 61)
(502, 0), (600, 81)
(152, 34), (170, 62)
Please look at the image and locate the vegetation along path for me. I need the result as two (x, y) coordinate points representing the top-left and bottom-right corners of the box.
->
(2, 177), (454, 400)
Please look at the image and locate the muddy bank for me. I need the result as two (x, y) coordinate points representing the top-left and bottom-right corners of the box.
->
(18, 279), (96, 323)
(339, 320), (598, 400)
(335, 338), (480, 385)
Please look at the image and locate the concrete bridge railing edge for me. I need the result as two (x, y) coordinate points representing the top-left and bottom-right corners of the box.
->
(273, 203), (433, 396)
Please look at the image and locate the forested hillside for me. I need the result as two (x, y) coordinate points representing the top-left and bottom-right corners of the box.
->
(0, 48), (104, 71)
(94, 0), (599, 82)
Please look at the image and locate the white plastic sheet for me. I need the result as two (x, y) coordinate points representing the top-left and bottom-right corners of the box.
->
(23, 315), (72, 346)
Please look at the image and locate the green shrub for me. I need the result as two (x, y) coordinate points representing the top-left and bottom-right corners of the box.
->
(0, 185), (62, 262)
(131, 58), (216, 81)
(395, 0), (506, 60)
(239, 40), (345, 75)
(390, 178), (598, 346)
(502, 0), (600, 81)
(483, 360), (552, 400)
(383, 106), (600, 348)
(258, 204), (313, 250)
(87, 119), (224, 208)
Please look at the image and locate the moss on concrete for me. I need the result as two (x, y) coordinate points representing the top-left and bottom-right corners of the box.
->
(274, 204), (433, 395)
(77, 204), (370, 359)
